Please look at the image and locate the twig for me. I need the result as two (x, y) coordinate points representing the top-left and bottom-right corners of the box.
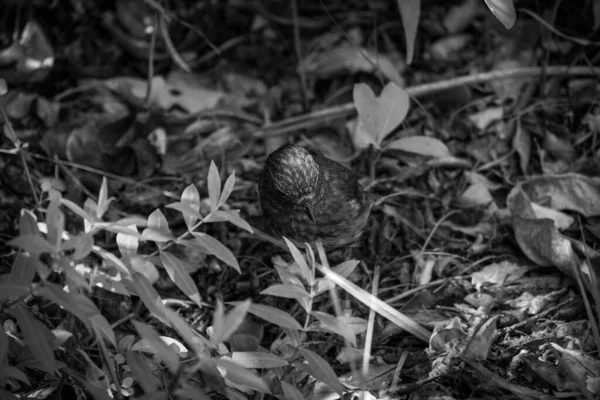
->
(500, 297), (577, 335)
(254, 66), (600, 138)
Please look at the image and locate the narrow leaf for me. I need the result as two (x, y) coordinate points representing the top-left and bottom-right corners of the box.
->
(309, 311), (356, 346)
(213, 358), (271, 394)
(62, 233), (94, 260)
(207, 161), (221, 211)
(36, 283), (100, 325)
(91, 314), (117, 347)
(117, 225), (139, 261)
(231, 352), (288, 369)
(191, 233), (240, 273)
(166, 202), (202, 231)
(160, 251), (202, 307)
(298, 347), (344, 395)
(204, 210), (253, 233)
(83, 198), (98, 233)
(94, 222), (141, 237)
(126, 351), (159, 393)
(396, 0), (420, 64)
(163, 308), (209, 355)
(274, 264), (304, 287)
(46, 190), (64, 249)
(97, 177), (109, 218)
(283, 238), (311, 284)
(10, 253), (40, 286)
(386, 136), (451, 158)
(19, 209), (39, 236)
(8, 234), (56, 254)
(210, 299), (251, 346)
(181, 184), (202, 229)
(0, 278), (30, 301)
(281, 381), (305, 400)
(239, 303), (302, 331)
(217, 172), (235, 209)
(260, 284), (309, 300)
(133, 321), (179, 374)
(10, 304), (56, 375)
(129, 273), (169, 325)
(61, 198), (97, 231)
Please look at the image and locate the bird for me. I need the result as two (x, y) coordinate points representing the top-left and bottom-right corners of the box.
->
(259, 144), (372, 248)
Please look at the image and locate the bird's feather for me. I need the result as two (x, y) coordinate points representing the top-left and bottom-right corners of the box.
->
(259, 144), (371, 248)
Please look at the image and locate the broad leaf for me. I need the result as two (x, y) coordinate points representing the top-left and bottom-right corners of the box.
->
(146, 209), (171, 234)
(484, 0), (516, 29)
(353, 82), (409, 149)
(140, 228), (174, 243)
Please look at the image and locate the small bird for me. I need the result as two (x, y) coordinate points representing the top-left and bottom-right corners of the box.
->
(259, 144), (371, 248)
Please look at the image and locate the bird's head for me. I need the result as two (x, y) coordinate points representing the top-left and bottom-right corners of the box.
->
(261, 145), (320, 222)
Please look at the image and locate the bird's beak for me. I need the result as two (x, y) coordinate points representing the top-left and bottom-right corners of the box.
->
(305, 203), (316, 224)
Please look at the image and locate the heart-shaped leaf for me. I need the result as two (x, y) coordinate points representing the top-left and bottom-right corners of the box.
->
(353, 82), (409, 149)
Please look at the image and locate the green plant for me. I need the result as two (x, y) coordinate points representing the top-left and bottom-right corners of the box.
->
(0, 160), (383, 399)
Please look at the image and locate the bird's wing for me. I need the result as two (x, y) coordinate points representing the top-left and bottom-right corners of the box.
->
(313, 154), (365, 203)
